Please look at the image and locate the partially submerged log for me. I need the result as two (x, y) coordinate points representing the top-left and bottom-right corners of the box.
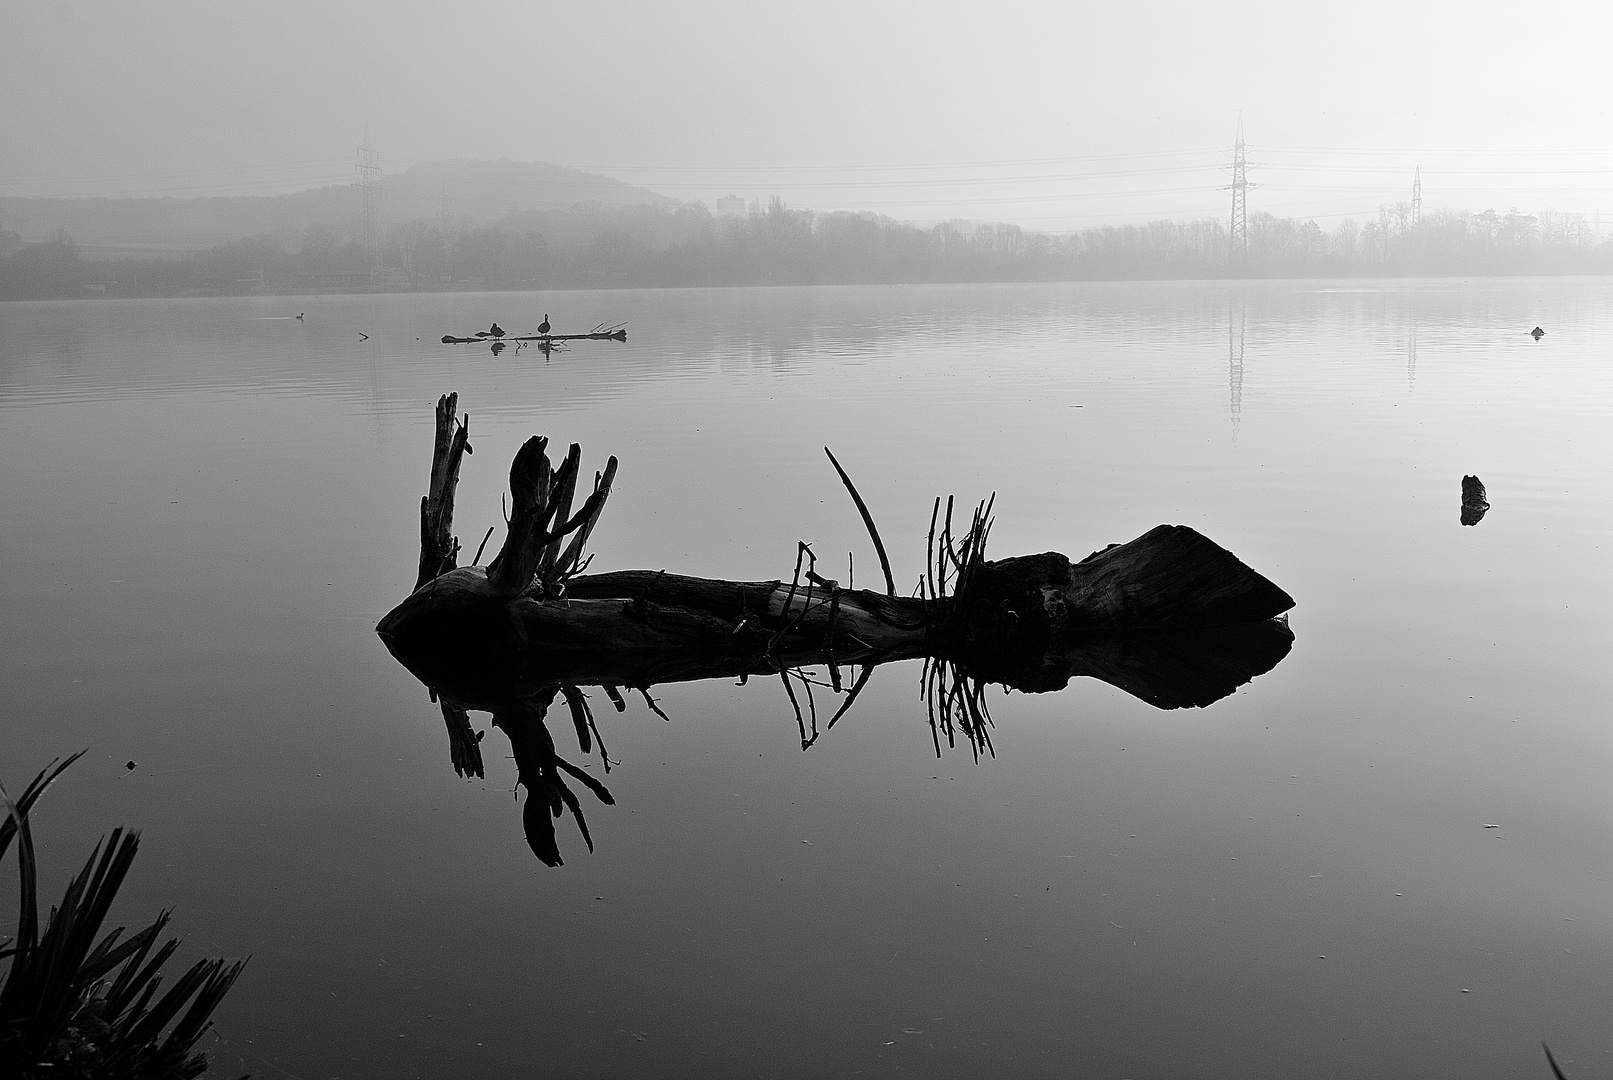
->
(376, 393), (1297, 864)
(380, 392), (1295, 716)
(382, 525), (1293, 675)
(441, 322), (627, 345)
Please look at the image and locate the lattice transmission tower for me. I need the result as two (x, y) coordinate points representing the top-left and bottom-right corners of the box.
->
(356, 136), (383, 281)
(1227, 116), (1250, 265)
(1411, 166), (1422, 227)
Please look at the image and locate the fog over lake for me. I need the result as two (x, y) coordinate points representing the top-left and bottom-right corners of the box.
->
(3, 279), (1609, 1077)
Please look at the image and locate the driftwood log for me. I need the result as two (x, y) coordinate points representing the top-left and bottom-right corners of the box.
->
(376, 394), (1296, 864)
(441, 328), (628, 344)
(380, 395), (1293, 678)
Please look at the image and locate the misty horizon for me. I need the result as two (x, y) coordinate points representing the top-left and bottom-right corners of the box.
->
(4, 141), (1613, 237)
(6, 0), (1613, 233)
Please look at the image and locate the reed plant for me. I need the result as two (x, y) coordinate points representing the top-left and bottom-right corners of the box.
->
(1, 752), (247, 1079)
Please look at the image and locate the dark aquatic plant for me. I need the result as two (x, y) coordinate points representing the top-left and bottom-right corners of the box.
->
(0, 753), (248, 1079)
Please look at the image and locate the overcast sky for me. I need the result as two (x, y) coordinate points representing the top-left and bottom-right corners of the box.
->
(4, 0), (1611, 229)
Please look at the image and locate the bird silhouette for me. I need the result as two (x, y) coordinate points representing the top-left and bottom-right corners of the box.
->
(1531, 326), (1545, 340)
(537, 314), (551, 336)
(296, 312), (305, 321)
(489, 323), (505, 338)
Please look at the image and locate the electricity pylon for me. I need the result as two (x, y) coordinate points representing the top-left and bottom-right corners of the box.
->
(1227, 116), (1250, 266)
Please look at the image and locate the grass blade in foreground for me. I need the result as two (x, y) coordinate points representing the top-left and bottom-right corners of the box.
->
(1, 756), (248, 1079)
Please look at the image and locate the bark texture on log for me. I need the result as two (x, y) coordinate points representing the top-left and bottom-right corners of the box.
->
(952, 525), (1294, 639)
(392, 395), (1293, 672)
(417, 393), (471, 591)
(381, 526), (1295, 698)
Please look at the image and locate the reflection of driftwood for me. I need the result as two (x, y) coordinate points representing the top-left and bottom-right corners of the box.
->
(1461, 474), (1489, 526)
(376, 394), (1298, 864)
(951, 621), (1294, 709)
(383, 618), (1293, 864)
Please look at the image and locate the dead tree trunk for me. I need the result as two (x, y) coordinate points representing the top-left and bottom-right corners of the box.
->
(378, 395), (1295, 681)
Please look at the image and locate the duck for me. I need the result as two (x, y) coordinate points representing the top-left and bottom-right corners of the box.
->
(1531, 326), (1545, 340)
(489, 323), (505, 338)
(296, 312), (305, 321)
(537, 314), (551, 336)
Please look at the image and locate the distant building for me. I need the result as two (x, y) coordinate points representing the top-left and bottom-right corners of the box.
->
(712, 196), (747, 216)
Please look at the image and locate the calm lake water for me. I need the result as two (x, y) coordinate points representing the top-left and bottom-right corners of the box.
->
(2, 280), (1611, 1078)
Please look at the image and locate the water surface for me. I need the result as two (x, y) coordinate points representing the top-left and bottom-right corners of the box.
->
(2, 280), (1610, 1078)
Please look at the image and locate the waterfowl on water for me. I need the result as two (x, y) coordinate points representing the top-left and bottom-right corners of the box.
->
(296, 312), (305, 321)
(489, 323), (505, 338)
(537, 314), (550, 336)
(1531, 326), (1545, 340)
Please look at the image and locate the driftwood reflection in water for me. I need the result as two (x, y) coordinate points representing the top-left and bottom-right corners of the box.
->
(381, 610), (1292, 865)
(377, 393), (1295, 865)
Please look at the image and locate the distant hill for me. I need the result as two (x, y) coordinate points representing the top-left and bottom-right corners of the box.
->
(0, 159), (679, 257)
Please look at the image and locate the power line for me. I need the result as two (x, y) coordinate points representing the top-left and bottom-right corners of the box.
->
(1249, 143), (1613, 156)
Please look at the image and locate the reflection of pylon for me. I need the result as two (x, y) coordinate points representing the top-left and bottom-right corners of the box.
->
(357, 135), (382, 280)
(1229, 294), (1245, 440)
(1227, 116), (1249, 265)
(1407, 311), (1418, 388)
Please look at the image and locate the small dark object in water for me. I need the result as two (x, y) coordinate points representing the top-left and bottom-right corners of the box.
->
(490, 341), (506, 355)
(538, 314), (551, 336)
(1461, 474), (1489, 526)
(359, 332), (369, 341)
(489, 323), (505, 338)
(296, 312), (305, 321)
(125, 760), (137, 770)
(1531, 326), (1545, 340)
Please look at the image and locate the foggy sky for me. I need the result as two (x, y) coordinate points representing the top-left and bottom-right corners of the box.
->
(4, 0), (1611, 229)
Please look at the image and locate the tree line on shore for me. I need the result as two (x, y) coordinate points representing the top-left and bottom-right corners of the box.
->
(4, 197), (1611, 299)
